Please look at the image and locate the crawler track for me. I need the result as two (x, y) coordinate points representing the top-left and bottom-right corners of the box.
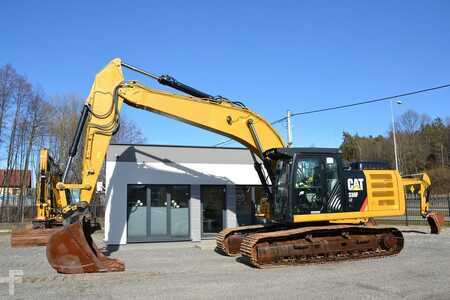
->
(240, 225), (404, 268)
(216, 224), (267, 256)
(216, 222), (339, 256)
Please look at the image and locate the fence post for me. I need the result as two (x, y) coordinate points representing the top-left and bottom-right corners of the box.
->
(447, 193), (450, 219)
(405, 195), (409, 226)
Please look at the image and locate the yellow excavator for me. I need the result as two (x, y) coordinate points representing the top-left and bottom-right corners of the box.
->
(11, 148), (66, 247)
(46, 58), (444, 273)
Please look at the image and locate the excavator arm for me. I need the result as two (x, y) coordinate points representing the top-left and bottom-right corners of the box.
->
(47, 58), (284, 273)
(57, 58), (284, 211)
(36, 148), (66, 223)
(401, 173), (444, 234)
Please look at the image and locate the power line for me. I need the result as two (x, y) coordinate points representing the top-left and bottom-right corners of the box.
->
(212, 117), (286, 147)
(272, 82), (450, 124)
(212, 82), (450, 146)
(213, 139), (235, 147)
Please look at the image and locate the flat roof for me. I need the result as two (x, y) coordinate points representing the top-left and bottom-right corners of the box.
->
(107, 144), (342, 164)
(110, 143), (247, 150)
(107, 144), (257, 164)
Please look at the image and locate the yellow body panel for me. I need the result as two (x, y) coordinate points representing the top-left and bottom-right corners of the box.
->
(293, 170), (430, 223)
(364, 170), (405, 214)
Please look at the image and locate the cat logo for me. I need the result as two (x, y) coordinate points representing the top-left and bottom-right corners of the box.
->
(347, 178), (364, 191)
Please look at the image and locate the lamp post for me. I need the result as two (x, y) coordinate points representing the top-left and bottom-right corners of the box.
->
(390, 100), (402, 171)
(286, 110), (293, 147)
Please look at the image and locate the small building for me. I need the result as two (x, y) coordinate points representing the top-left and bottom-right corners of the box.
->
(0, 169), (32, 197)
(104, 144), (264, 245)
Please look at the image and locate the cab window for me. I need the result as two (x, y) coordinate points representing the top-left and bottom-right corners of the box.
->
(292, 155), (343, 214)
(293, 157), (323, 214)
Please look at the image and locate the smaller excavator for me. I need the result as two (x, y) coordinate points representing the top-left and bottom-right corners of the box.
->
(10, 148), (66, 247)
(45, 58), (444, 273)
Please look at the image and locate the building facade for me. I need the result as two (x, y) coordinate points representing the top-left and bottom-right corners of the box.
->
(0, 169), (31, 197)
(104, 144), (263, 245)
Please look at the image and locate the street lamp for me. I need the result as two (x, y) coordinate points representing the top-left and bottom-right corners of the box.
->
(390, 100), (402, 171)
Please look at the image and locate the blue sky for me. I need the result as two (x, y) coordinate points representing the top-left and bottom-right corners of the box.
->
(1, 1), (449, 148)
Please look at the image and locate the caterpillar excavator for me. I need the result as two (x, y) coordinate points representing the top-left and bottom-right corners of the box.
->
(46, 58), (444, 273)
(11, 148), (66, 247)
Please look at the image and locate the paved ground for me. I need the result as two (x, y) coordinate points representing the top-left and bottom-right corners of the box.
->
(0, 225), (449, 299)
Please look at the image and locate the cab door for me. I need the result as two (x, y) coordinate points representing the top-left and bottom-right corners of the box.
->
(292, 156), (325, 214)
(291, 154), (343, 215)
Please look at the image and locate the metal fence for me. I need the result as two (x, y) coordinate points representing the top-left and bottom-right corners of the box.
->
(2, 194), (448, 226)
(0, 204), (105, 224)
(376, 194), (450, 226)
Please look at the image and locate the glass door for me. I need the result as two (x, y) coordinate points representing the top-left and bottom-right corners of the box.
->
(149, 186), (168, 238)
(127, 185), (190, 242)
(236, 186), (255, 226)
(169, 186), (190, 237)
(201, 185), (225, 237)
(127, 185), (148, 242)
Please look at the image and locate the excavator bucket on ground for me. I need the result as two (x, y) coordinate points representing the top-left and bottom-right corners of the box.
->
(11, 224), (62, 247)
(427, 212), (445, 234)
(46, 218), (125, 274)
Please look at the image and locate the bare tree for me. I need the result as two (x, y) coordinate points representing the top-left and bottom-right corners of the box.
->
(111, 117), (146, 144)
(46, 94), (84, 182)
(0, 65), (17, 148)
(1, 76), (32, 207)
(45, 95), (146, 182)
(0, 63), (150, 223)
(395, 110), (430, 174)
(17, 91), (51, 222)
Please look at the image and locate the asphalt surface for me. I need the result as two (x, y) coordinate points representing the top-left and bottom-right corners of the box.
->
(0, 225), (449, 299)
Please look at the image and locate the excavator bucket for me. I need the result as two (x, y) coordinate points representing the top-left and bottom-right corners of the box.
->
(11, 224), (61, 247)
(426, 212), (445, 234)
(46, 218), (125, 274)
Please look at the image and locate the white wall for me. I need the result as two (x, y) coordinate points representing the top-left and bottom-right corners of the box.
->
(104, 161), (261, 244)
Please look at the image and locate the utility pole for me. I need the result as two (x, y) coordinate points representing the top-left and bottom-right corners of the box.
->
(390, 100), (402, 171)
(441, 143), (445, 168)
(287, 110), (293, 147)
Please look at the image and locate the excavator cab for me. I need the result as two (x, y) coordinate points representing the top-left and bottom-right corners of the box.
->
(269, 147), (443, 232)
(270, 148), (349, 222)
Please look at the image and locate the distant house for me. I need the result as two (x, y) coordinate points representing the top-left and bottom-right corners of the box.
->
(0, 169), (32, 196)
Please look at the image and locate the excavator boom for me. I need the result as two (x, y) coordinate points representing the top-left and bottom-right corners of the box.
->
(47, 58), (284, 273)
(56, 59), (284, 210)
